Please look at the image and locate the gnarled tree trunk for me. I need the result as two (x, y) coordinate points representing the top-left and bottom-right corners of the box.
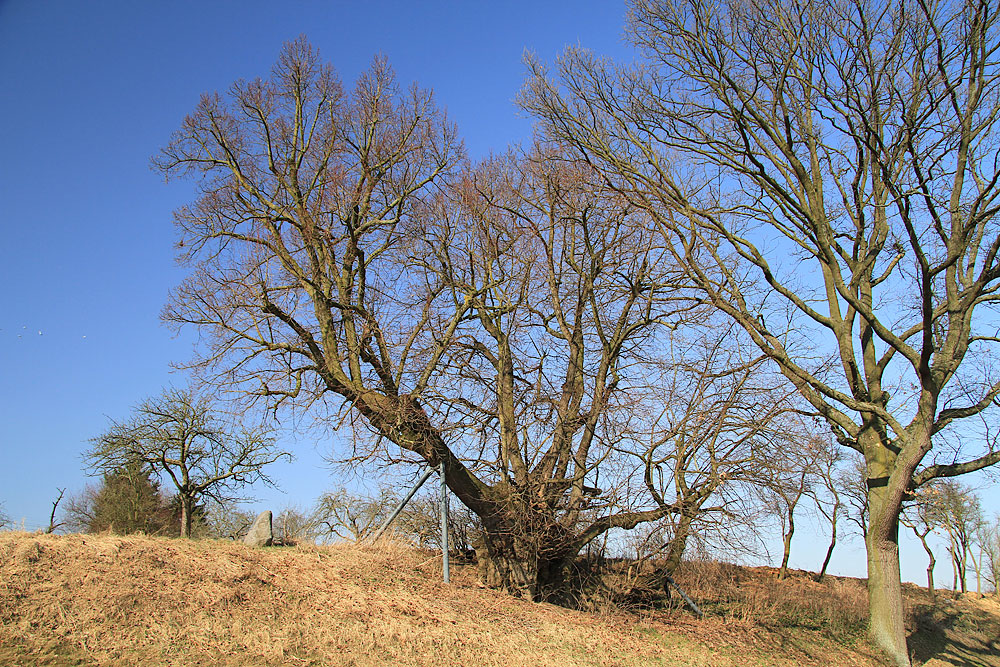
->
(661, 510), (695, 575)
(778, 506), (796, 580)
(476, 521), (574, 602)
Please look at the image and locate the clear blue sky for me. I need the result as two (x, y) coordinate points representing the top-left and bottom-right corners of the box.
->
(0, 0), (993, 588)
(0, 0), (632, 525)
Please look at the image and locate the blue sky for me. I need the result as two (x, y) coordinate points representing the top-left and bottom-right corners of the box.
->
(0, 0), (994, 588)
(0, 0), (631, 525)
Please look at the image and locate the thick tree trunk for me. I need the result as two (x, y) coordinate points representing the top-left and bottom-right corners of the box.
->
(662, 512), (695, 574)
(476, 528), (571, 601)
(478, 542), (537, 598)
(867, 483), (910, 667)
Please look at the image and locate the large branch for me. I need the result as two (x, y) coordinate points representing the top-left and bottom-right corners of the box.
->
(912, 448), (1000, 488)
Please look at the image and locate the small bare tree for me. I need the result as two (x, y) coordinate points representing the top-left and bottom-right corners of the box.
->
(759, 432), (825, 580)
(60, 488), (96, 534)
(810, 438), (844, 582)
(273, 505), (320, 545)
(980, 517), (1000, 595)
(203, 501), (256, 541)
(313, 488), (399, 542)
(394, 493), (481, 554)
(838, 456), (870, 543)
(312, 486), (478, 551)
(970, 519), (990, 595)
(933, 481), (982, 593)
(87, 388), (290, 537)
(45, 488), (65, 534)
(632, 321), (800, 576)
(901, 485), (941, 594)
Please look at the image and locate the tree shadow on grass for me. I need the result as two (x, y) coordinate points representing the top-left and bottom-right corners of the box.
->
(908, 601), (1000, 667)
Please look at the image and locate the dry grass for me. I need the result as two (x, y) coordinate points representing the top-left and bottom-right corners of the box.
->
(638, 560), (1000, 666)
(903, 584), (1000, 666)
(1, 532), (997, 666)
(672, 561), (869, 638)
(0, 532), (696, 666)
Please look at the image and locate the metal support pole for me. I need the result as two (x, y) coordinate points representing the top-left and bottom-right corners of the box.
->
(369, 466), (436, 542)
(664, 573), (703, 618)
(440, 462), (450, 583)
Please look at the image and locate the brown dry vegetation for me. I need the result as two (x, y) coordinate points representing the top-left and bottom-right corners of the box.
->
(0, 532), (997, 666)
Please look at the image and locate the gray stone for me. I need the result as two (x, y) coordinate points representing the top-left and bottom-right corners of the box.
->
(243, 510), (273, 547)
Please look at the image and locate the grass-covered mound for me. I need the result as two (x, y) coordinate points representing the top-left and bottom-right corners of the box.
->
(1, 532), (997, 666)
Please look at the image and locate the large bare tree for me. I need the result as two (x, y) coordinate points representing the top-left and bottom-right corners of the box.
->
(155, 39), (722, 598)
(522, 0), (1000, 662)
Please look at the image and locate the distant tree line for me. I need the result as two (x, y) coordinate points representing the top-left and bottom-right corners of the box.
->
(39, 399), (1000, 603)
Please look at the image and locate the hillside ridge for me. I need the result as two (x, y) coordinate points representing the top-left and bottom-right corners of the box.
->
(1, 532), (997, 666)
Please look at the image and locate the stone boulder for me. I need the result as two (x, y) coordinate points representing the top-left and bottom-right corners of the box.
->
(243, 510), (273, 547)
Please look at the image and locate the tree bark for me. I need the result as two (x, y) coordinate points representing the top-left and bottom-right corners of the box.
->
(476, 527), (571, 602)
(179, 495), (193, 538)
(778, 507), (795, 580)
(867, 482), (910, 667)
(662, 511), (695, 575)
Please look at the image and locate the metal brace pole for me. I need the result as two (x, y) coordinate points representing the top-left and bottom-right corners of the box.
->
(369, 465), (436, 542)
(440, 462), (450, 583)
(664, 573), (703, 618)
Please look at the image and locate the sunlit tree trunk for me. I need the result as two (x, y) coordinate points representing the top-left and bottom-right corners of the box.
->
(914, 531), (936, 595)
(866, 480), (909, 667)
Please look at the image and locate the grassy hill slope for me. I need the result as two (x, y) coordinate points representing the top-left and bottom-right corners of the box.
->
(1, 532), (997, 666)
